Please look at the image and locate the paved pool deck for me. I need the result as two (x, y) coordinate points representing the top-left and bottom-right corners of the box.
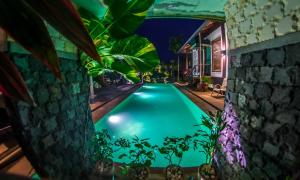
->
(175, 83), (225, 112)
(90, 84), (136, 111)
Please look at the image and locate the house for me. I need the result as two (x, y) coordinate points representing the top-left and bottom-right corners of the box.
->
(177, 20), (229, 87)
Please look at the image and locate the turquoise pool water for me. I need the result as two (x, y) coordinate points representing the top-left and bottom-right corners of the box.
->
(94, 83), (209, 168)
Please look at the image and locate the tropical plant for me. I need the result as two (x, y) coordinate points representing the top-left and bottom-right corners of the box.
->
(142, 72), (153, 83)
(93, 129), (130, 176)
(201, 76), (213, 85)
(0, 0), (99, 105)
(149, 64), (169, 83)
(158, 135), (191, 180)
(117, 136), (157, 180)
(193, 111), (226, 177)
(169, 35), (183, 54)
(93, 129), (113, 161)
(118, 136), (156, 168)
(169, 35), (183, 82)
(102, 0), (155, 39)
(158, 135), (192, 166)
(93, 129), (130, 161)
(81, 35), (160, 83)
(114, 137), (131, 151)
(79, 1), (160, 83)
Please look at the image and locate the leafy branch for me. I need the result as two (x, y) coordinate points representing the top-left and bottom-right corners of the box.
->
(158, 135), (192, 166)
(117, 136), (157, 167)
(93, 129), (130, 161)
(193, 111), (226, 165)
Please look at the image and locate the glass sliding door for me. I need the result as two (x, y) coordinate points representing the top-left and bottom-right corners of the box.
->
(204, 46), (211, 76)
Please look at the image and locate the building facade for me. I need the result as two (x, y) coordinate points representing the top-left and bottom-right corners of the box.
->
(178, 21), (229, 86)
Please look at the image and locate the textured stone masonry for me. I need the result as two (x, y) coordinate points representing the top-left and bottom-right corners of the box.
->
(12, 54), (95, 179)
(216, 41), (300, 179)
(0, 14), (95, 180)
(225, 0), (300, 49)
(220, 3), (300, 177)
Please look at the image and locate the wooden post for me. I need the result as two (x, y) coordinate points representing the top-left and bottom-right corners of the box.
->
(89, 76), (95, 98)
(0, 28), (7, 51)
(177, 55), (180, 82)
(198, 32), (202, 80)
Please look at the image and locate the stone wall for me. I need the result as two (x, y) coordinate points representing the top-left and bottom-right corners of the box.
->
(47, 24), (77, 54)
(225, 0), (300, 49)
(216, 1), (300, 178)
(11, 53), (95, 179)
(217, 0), (300, 179)
(5, 25), (96, 179)
(216, 38), (300, 179)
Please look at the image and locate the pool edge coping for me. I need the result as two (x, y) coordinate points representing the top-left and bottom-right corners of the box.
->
(92, 83), (143, 122)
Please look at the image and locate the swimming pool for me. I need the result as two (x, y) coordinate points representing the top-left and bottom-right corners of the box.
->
(94, 83), (209, 168)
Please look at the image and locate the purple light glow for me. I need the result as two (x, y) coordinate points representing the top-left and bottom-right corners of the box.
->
(218, 103), (247, 167)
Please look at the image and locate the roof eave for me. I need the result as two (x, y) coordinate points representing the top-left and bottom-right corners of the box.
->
(177, 20), (209, 54)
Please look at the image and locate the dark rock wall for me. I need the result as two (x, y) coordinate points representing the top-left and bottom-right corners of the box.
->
(216, 40), (300, 179)
(11, 52), (95, 179)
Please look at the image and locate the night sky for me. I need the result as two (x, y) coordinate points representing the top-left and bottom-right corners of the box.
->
(136, 18), (204, 63)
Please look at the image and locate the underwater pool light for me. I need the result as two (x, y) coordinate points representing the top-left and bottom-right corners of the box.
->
(108, 115), (122, 124)
(134, 92), (143, 95)
(134, 92), (152, 99)
(143, 85), (156, 89)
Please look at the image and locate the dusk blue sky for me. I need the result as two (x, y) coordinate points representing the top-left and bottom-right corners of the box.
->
(136, 18), (204, 63)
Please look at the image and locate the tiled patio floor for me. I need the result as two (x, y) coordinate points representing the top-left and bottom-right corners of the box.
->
(175, 83), (225, 112)
(90, 84), (136, 111)
(185, 90), (225, 111)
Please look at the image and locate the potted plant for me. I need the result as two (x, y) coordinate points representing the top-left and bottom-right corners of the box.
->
(118, 136), (157, 180)
(158, 135), (192, 180)
(92, 129), (114, 177)
(92, 129), (130, 178)
(193, 111), (226, 180)
(199, 76), (213, 91)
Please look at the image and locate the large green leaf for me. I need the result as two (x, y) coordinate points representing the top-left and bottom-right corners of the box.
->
(111, 35), (160, 73)
(0, 52), (35, 105)
(81, 52), (140, 83)
(81, 35), (159, 83)
(0, 0), (61, 78)
(73, 0), (107, 19)
(25, 0), (100, 61)
(103, 0), (155, 39)
(79, 1), (159, 83)
(78, 8), (107, 45)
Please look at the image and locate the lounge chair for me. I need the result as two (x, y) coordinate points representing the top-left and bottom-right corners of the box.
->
(211, 78), (227, 96)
